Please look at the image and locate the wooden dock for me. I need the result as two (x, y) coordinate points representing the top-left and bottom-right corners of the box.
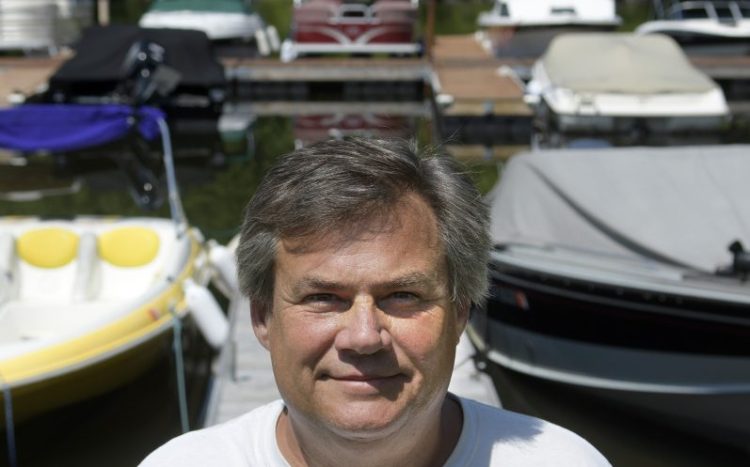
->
(0, 54), (67, 108)
(204, 295), (500, 426)
(431, 34), (532, 118)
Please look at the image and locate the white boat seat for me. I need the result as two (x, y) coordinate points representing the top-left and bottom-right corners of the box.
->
(16, 227), (82, 302)
(95, 225), (168, 300)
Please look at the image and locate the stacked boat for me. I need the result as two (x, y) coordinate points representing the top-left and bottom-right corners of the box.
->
(469, 144), (750, 448)
(281, 0), (421, 61)
(636, 0), (750, 55)
(477, 0), (621, 65)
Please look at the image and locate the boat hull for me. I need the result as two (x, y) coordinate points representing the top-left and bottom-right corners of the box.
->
(469, 257), (750, 448)
(0, 323), (172, 424)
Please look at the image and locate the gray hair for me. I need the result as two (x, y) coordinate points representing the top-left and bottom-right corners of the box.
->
(236, 137), (490, 313)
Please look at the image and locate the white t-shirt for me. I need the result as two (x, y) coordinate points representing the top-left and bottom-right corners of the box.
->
(140, 396), (610, 466)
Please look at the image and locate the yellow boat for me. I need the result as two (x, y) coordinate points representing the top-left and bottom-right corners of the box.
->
(0, 105), (232, 428)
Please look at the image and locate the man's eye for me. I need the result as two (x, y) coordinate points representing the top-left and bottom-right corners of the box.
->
(304, 294), (337, 303)
(390, 291), (418, 301)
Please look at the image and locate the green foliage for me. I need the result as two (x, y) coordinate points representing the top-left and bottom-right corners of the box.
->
(429, 0), (494, 35)
(618, 1), (653, 32)
(255, 0), (294, 39)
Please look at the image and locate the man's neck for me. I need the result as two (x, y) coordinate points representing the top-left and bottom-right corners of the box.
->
(276, 396), (463, 467)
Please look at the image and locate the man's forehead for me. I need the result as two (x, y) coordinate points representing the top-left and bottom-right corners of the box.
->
(279, 193), (441, 255)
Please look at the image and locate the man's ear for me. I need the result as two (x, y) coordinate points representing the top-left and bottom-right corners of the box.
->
(251, 299), (271, 350)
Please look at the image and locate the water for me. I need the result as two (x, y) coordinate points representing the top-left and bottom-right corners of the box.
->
(3, 103), (749, 465)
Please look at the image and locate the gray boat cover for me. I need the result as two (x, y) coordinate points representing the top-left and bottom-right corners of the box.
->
(489, 145), (750, 272)
(540, 33), (717, 94)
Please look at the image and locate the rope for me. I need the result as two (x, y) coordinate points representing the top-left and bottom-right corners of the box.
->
(169, 307), (190, 434)
(1, 371), (18, 467)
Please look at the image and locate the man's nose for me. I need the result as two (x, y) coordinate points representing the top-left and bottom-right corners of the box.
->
(334, 295), (391, 354)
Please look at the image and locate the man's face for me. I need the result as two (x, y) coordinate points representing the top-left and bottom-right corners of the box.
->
(252, 193), (467, 440)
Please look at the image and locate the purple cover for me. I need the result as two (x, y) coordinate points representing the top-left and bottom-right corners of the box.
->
(0, 104), (164, 152)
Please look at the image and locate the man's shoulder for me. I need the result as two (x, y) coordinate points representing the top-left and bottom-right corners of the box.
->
(453, 397), (611, 466)
(138, 399), (286, 467)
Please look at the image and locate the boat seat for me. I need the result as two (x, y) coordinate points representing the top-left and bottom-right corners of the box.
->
(96, 225), (165, 300)
(295, 0), (339, 22)
(372, 0), (417, 21)
(15, 227), (89, 303)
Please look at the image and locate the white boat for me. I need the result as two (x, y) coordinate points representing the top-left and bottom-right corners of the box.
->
(139, 0), (265, 42)
(470, 144), (750, 449)
(525, 32), (730, 132)
(636, 0), (750, 55)
(0, 104), (233, 428)
(478, 0), (620, 28)
(476, 0), (621, 61)
(280, 0), (421, 62)
(0, 0), (94, 53)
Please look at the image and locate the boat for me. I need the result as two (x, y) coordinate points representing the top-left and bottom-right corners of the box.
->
(636, 0), (750, 55)
(476, 0), (621, 65)
(468, 145), (750, 448)
(280, 0), (422, 62)
(38, 25), (227, 117)
(0, 0), (94, 54)
(0, 104), (235, 428)
(138, 0), (268, 44)
(525, 33), (730, 133)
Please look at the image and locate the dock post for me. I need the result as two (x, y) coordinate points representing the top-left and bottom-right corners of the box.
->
(97, 0), (110, 26)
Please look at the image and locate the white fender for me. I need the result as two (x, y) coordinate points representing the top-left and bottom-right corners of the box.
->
(208, 242), (239, 297)
(183, 279), (229, 349)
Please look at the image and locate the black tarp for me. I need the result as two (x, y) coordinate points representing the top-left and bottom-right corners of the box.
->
(48, 25), (226, 95)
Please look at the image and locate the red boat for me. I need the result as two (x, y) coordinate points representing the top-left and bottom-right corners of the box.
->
(281, 0), (421, 61)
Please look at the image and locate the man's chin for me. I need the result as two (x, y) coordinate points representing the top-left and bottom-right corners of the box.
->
(318, 402), (411, 441)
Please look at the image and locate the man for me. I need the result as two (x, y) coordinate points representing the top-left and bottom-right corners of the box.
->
(141, 137), (609, 466)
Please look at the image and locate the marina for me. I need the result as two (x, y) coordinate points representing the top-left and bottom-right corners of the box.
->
(1, 0), (750, 466)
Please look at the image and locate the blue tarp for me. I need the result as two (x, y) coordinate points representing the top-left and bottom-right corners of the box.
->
(0, 105), (164, 153)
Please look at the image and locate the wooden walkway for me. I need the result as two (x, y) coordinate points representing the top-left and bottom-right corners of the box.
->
(204, 295), (500, 426)
(431, 34), (532, 118)
(0, 55), (67, 108)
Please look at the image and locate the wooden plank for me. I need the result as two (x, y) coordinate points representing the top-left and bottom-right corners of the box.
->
(203, 297), (280, 426)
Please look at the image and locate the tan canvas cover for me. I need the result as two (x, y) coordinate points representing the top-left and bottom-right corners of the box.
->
(540, 33), (717, 94)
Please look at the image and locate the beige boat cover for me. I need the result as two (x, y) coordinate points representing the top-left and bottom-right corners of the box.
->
(489, 145), (750, 272)
(540, 33), (717, 94)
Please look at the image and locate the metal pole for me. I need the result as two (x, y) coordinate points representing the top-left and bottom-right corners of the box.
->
(425, 0), (436, 62)
(97, 0), (110, 26)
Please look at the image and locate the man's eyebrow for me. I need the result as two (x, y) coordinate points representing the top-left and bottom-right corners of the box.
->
(292, 272), (439, 295)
